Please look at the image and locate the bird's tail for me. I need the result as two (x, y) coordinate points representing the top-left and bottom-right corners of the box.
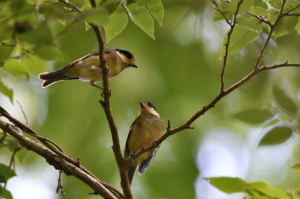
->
(39, 70), (74, 88)
(127, 166), (137, 185)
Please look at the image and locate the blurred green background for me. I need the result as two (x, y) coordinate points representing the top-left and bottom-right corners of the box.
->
(1, 0), (300, 199)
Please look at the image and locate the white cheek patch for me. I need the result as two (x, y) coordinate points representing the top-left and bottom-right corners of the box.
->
(79, 78), (90, 82)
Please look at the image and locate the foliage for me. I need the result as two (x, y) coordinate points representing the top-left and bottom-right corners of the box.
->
(0, 0), (300, 198)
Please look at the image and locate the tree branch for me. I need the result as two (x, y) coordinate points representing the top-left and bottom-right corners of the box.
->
(210, 0), (231, 26)
(247, 12), (272, 27)
(123, 61), (300, 168)
(0, 107), (123, 198)
(88, 0), (132, 198)
(219, 0), (243, 92)
(253, 0), (289, 71)
(0, 119), (118, 199)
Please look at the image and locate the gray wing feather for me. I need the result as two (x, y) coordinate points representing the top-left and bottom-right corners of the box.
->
(137, 151), (157, 175)
(124, 116), (140, 158)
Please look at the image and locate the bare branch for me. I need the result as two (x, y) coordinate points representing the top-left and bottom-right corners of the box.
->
(220, 0), (243, 92)
(56, 170), (66, 196)
(123, 61), (300, 168)
(88, 0), (132, 197)
(210, 0), (231, 25)
(247, 12), (272, 27)
(282, 12), (300, 16)
(0, 107), (123, 199)
(58, 0), (82, 14)
(16, 101), (28, 125)
(0, 119), (117, 199)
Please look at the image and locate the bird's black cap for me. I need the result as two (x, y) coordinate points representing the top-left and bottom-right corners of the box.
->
(115, 49), (135, 60)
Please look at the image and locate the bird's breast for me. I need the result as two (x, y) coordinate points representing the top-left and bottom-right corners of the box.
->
(128, 116), (163, 165)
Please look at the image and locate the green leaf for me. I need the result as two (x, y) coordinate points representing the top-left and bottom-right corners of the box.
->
(246, 181), (271, 190)
(22, 55), (48, 76)
(213, 10), (233, 21)
(8, 140), (19, 151)
(124, 3), (155, 39)
(296, 18), (300, 36)
(34, 45), (60, 61)
(3, 59), (30, 79)
(21, 24), (53, 45)
(272, 85), (298, 114)
(205, 177), (246, 194)
(39, 2), (71, 19)
(0, 163), (16, 183)
(15, 148), (28, 163)
(230, 0), (253, 14)
(0, 78), (13, 103)
(0, 187), (13, 199)
(233, 108), (273, 124)
(268, 0), (282, 9)
(220, 24), (261, 58)
(255, 187), (290, 199)
(259, 126), (293, 146)
(267, 9), (280, 24)
(103, 5), (128, 43)
(84, 7), (109, 27)
(292, 163), (300, 177)
(246, 181), (290, 199)
(0, 23), (11, 41)
(236, 17), (263, 33)
(248, 6), (268, 16)
(274, 16), (298, 39)
(252, 0), (268, 9)
(0, 44), (15, 62)
(145, 0), (164, 26)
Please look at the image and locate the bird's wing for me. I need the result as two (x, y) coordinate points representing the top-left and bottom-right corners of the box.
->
(137, 152), (156, 175)
(137, 118), (163, 175)
(124, 116), (140, 158)
(55, 52), (99, 72)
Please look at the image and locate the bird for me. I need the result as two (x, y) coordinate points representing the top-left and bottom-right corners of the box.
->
(124, 101), (164, 185)
(38, 49), (138, 89)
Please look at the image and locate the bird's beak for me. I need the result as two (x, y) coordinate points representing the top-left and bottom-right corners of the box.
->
(139, 101), (144, 107)
(131, 63), (138, 68)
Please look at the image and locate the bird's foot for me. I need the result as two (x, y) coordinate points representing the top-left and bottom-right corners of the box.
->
(151, 140), (159, 155)
(129, 151), (135, 159)
(106, 68), (111, 76)
(100, 89), (112, 98)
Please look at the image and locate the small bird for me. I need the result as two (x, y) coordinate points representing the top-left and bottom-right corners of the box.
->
(124, 101), (164, 185)
(39, 49), (137, 89)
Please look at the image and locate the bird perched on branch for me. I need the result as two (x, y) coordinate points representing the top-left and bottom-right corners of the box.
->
(124, 101), (163, 185)
(39, 49), (137, 89)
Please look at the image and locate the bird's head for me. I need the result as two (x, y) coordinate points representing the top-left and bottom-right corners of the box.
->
(139, 101), (159, 117)
(115, 49), (138, 68)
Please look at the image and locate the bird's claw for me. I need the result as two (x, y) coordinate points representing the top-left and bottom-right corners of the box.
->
(100, 89), (112, 98)
(106, 68), (111, 76)
(152, 140), (158, 155)
(129, 151), (135, 159)
(152, 140), (157, 147)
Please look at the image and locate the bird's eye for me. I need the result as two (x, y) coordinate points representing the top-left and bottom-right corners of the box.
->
(148, 102), (156, 111)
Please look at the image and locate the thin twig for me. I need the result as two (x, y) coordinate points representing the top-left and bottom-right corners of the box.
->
(210, 0), (231, 25)
(253, 0), (287, 71)
(247, 12), (272, 26)
(9, 146), (22, 168)
(220, 0), (243, 92)
(122, 62), (300, 168)
(56, 170), (66, 196)
(16, 101), (28, 125)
